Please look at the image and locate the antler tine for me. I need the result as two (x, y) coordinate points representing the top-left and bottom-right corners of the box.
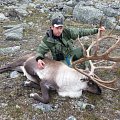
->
(93, 77), (118, 91)
(93, 74), (117, 84)
(102, 37), (120, 62)
(74, 64), (115, 84)
(108, 18), (120, 36)
(89, 61), (117, 77)
(77, 35), (87, 56)
(72, 35), (120, 91)
(72, 36), (120, 66)
(94, 16), (105, 55)
(103, 37), (120, 56)
(73, 65), (118, 90)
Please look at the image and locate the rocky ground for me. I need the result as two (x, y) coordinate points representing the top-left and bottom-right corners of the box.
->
(0, 1), (120, 120)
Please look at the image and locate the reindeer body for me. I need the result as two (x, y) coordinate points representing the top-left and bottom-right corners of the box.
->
(21, 57), (87, 98)
(0, 54), (101, 103)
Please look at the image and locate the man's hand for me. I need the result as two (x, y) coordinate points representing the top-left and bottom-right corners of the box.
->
(99, 26), (105, 32)
(37, 59), (45, 69)
(98, 26), (105, 38)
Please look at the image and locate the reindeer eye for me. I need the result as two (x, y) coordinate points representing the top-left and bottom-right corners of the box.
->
(89, 82), (93, 85)
(80, 78), (88, 81)
(88, 81), (94, 86)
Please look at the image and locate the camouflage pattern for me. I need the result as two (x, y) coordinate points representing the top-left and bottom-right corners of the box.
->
(36, 27), (98, 66)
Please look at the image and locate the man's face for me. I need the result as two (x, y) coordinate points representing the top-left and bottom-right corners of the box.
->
(51, 26), (64, 37)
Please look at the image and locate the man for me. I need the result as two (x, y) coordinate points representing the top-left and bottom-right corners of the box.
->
(36, 16), (105, 69)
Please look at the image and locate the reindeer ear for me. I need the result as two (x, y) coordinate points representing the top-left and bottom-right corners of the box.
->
(86, 81), (102, 95)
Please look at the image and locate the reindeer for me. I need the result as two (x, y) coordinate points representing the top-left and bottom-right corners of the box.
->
(0, 53), (102, 103)
(0, 34), (119, 104)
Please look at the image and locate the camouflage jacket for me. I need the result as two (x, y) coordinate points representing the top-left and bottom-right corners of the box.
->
(36, 27), (98, 61)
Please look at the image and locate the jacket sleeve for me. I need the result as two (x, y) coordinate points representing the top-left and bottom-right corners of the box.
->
(67, 27), (98, 40)
(36, 36), (50, 61)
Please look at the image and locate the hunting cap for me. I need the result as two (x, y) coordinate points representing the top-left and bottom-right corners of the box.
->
(51, 12), (64, 27)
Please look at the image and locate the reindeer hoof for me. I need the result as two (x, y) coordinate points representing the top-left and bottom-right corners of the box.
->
(23, 81), (31, 87)
(30, 93), (34, 97)
(30, 93), (39, 98)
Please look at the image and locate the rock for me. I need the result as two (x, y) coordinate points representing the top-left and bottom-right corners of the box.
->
(66, 115), (77, 120)
(6, 4), (29, 20)
(95, 2), (108, 10)
(73, 101), (95, 111)
(35, 4), (43, 9)
(0, 0), (16, 6)
(84, 0), (94, 6)
(104, 17), (117, 29)
(57, 3), (64, 11)
(0, 13), (9, 21)
(18, 0), (33, 4)
(62, 5), (73, 15)
(73, 5), (104, 25)
(4, 24), (24, 41)
(0, 46), (20, 55)
(51, 12), (65, 20)
(73, 1), (120, 29)
(16, 105), (20, 109)
(14, 7), (29, 17)
(10, 71), (20, 78)
(116, 25), (120, 30)
(66, 0), (77, 7)
(0, 103), (8, 108)
(5, 32), (23, 41)
(102, 7), (118, 17)
(32, 103), (58, 112)
(110, 1), (120, 9)
(3, 24), (20, 30)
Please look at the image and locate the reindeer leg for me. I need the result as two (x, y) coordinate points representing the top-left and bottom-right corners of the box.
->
(22, 74), (41, 89)
(0, 53), (35, 73)
(30, 81), (50, 104)
(23, 80), (40, 90)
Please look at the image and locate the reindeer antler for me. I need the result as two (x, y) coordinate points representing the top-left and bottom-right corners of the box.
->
(72, 35), (120, 90)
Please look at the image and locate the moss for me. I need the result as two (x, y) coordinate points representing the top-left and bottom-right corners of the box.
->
(113, 106), (120, 111)
(5, 103), (23, 119)
(0, 56), (9, 61)
(83, 112), (101, 120)
(86, 93), (103, 107)
(23, 11), (50, 37)
(25, 10), (49, 24)
(116, 68), (120, 76)
(98, 70), (108, 77)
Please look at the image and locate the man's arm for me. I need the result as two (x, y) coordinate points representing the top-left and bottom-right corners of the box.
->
(67, 27), (98, 40)
(36, 36), (50, 69)
(36, 37), (50, 61)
